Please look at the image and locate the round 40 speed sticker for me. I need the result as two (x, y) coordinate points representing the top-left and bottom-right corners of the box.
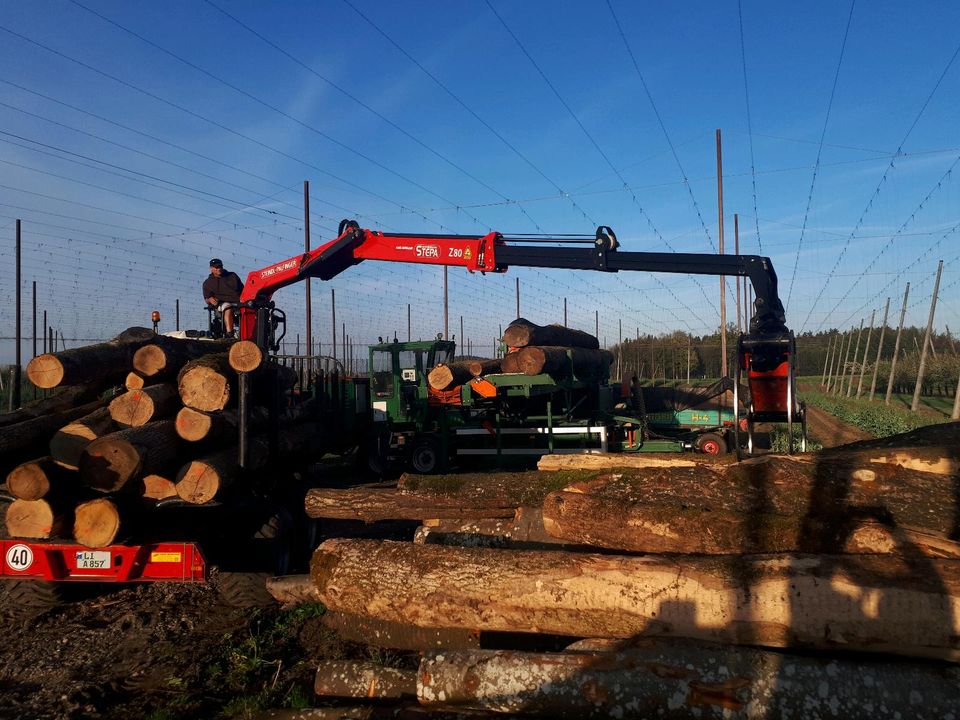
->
(5, 544), (34, 572)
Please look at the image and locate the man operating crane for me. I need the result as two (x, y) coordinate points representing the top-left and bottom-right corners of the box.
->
(203, 258), (244, 336)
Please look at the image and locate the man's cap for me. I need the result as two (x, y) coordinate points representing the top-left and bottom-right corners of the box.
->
(209, 258), (224, 268)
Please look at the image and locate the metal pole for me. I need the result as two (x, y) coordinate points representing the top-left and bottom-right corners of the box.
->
(885, 283), (910, 405)
(716, 129), (727, 378)
(846, 318), (864, 397)
(515, 277), (520, 318)
(460, 315), (464, 352)
(13, 219), (21, 409)
(304, 180), (312, 362)
(331, 288), (337, 364)
(31, 280), (36, 359)
(407, 303), (411, 341)
(563, 298), (567, 327)
(856, 309), (876, 398)
(443, 267), (449, 339)
(821, 333), (833, 386)
(911, 260), (943, 411)
(595, 310), (599, 339)
(42, 310), (47, 354)
(868, 297), (890, 400)
(175, 298), (180, 331)
(734, 213), (741, 335)
(686, 337), (691, 385)
(617, 318), (623, 380)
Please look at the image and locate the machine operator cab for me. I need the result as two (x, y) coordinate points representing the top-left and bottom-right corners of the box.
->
(369, 335), (455, 424)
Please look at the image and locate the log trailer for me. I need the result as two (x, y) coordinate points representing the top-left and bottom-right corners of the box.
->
(236, 220), (806, 464)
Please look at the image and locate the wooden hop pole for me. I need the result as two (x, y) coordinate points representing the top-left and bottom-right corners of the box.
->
(846, 318), (864, 397)
(886, 283), (910, 405)
(869, 297), (891, 401)
(911, 261), (943, 412)
(856, 309), (876, 398)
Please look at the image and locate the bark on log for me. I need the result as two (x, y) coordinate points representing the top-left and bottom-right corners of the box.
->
(314, 661), (416, 700)
(0, 398), (110, 473)
(418, 643), (960, 719)
(132, 337), (234, 378)
(80, 420), (181, 493)
(175, 422), (320, 504)
(311, 539), (960, 661)
(304, 488), (517, 522)
(322, 611), (481, 651)
(265, 574), (323, 606)
(516, 346), (614, 378)
(467, 359), (501, 377)
(73, 497), (121, 547)
(108, 384), (180, 428)
(26, 327), (155, 389)
(500, 352), (520, 373)
(538, 454), (704, 471)
(427, 362), (475, 391)
(503, 318), (599, 350)
(542, 490), (960, 557)
(414, 509), (575, 550)
(49, 407), (115, 471)
(6, 457), (72, 501)
(141, 474), (178, 502)
(174, 400), (317, 442)
(4, 498), (69, 539)
(0, 385), (102, 428)
(228, 340), (264, 373)
(177, 353), (234, 411)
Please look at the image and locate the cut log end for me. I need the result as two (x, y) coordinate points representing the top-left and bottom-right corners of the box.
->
(178, 366), (230, 412)
(228, 340), (263, 373)
(49, 407), (114, 471)
(73, 498), (120, 548)
(125, 372), (146, 391)
(142, 474), (177, 501)
(175, 407), (214, 442)
(175, 460), (220, 504)
(80, 437), (142, 492)
(132, 344), (168, 377)
(7, 459), (55, 501)
(5, 499), (60, 539)
(26, 355), (65, 389)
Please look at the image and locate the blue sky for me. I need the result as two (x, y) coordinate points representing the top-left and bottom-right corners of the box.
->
(1, 0), (958, 362)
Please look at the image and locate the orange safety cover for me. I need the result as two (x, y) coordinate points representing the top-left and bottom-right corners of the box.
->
(470, 378), (499, 398)
(746, 352), (790, 414)
(428, 385), (463, 405)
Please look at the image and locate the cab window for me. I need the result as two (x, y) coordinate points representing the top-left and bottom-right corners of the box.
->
(371, 349), (394, 397)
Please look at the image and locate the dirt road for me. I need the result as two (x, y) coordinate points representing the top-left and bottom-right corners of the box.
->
(805, 404), (873, 447)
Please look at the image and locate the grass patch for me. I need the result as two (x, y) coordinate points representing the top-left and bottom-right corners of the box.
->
(768, 425), (823, 453)
(803, 390), (949, 438)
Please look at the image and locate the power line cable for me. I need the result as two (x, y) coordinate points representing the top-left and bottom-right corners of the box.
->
(737, 0), (762, 252)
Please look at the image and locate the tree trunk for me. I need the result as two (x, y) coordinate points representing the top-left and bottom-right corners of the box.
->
(418, 643), (960, 718)
(310, 539), (960, 661)
(517, 346), (614, 378)
(322, 611), (481, 651)
(467, 358), (501, 377)
(174, 400), (316, 442)
(265, 574), (323, 606)
(73, 497), (121, 547)
(314, 661), (416, 700)
(26, 327), (155, 388)
(0, 398), (110, 473)
(49, 407), (115, 471)
(541, 490), (960, 557)
(108, 384), (180, 428)
(503, 318), (599, 349)
(538, 454), (702, 471)
(427, 362), (475, 391)
(132, 337), (235, 378)
(500, 352), (520, 373)
(141, 474), (177, 502)
(6, 457), (72, 501)
(304, 489), (518, 522)
(80, 420), (182, 492)
(5, 498), (70, 539)
(177, 353), (234, 411)
(227, 340), (264, 373)
(175, 422), (320, 503)
(0, 385), (103, 428)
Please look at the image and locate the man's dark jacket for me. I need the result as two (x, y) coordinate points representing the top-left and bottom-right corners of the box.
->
(203, 271), (244, 303)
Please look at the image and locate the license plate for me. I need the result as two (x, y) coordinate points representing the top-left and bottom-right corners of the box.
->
(75, 551), (111, 569)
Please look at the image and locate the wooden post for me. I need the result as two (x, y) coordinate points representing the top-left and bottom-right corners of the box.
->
(911, 261), (943, 411)
(833, 330), (852, 395)
(868, 297), (890, 400)
(13, 219), (22, 409)
(303, 180), (312, 368)
(821, 333), (834, 386)
(734, 213), (741, 334)
(952, 363), (960, 420)
(716, 129), (727, 378)
(886, 283), (910, 405)
(856, 309), (876, 398)
(845, 318), (864, 397)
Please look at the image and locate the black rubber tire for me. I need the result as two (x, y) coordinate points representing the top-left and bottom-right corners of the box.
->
(1, 580), (62, 613)
(409, 436), (445, 474)
(218, 510), (292, 608)
(696, 432), (728, 455)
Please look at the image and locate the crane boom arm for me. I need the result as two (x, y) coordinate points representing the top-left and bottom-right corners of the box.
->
(239, 221), (787, 341)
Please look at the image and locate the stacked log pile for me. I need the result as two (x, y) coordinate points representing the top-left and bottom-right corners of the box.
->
(2, 330), (317, 548)
(279, 421), (960, 717)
